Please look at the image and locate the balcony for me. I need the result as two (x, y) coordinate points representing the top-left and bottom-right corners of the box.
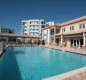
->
(29, 27), (38, 29)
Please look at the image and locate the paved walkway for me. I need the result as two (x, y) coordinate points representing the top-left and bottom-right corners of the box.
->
(63, 73), (86, 80)
(42, 45), (86, 55)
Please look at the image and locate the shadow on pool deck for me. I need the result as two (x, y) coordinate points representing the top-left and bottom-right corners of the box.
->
(0, 47), (23, 80)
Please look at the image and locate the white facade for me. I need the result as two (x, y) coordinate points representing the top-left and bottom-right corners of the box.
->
(42, 22), (55, 44)
(46, 22), (55, 27)
(42, 28), (50, 44)
(21, 19), (45, 36)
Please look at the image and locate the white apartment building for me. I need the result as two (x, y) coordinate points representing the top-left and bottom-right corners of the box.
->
(42, 16), (86, 48)
(46, 22), (55, 27)
(21, 19), (45, 36)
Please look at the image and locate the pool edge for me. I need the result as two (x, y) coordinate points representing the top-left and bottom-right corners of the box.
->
(43, 67), (86, 80)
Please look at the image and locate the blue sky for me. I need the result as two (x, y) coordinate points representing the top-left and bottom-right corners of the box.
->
(0, 0), (86, 34)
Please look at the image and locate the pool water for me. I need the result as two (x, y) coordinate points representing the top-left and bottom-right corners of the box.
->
(0, 46), (86, 80)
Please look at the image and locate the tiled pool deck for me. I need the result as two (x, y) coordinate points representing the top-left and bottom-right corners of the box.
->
(41, 45), (86, 80)
(42, 45), (86, 55)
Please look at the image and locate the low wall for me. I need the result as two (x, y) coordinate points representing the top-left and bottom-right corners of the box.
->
(0, 42), (6, 55)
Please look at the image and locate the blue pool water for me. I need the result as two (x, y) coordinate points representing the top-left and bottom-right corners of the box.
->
(0, 46), (86, 80)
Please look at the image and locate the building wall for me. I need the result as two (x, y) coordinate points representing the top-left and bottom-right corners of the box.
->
(21, 19), (45, 36)
(0, 28), (14, 34)
(42, 28), (50, 44)
(61, 20), (86, 34)
(0, 27), (15, 43)
(46, 22), (55, 27)
(42, 16), (86, 47)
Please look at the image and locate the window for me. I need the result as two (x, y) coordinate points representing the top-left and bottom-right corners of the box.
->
(70, 27), (71, 30)
(24, 26), (27, 28)
(30, 22), (32, 24)
(83, 24), (85, 28)
(24, 33), (27, 35)
(79, 23), (85, 29)
(79, 24), (82, 29)
(37, 21), (38, 24)
(56, 29), (60, 33)
(41, 21), (44, 24)
(41, 25), (45, 28)
(33, 25), (35, 28)
(50, 29), (54, 35)
(72, 26), (74, 30)
(35, 25), (38, 28)
(46, 24), (49, 27)
(70, 26), (74, 31)
(24, 29), (26, 31)
(62, 28), (65, 32)
(23, 22), (26, 25)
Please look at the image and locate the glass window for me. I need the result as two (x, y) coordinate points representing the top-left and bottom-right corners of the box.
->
(79, 24), (85, 29)
(70, 26), (74, 31)
(83, 24), (85, 28)
(37, 21), (38, 24)
(56, 29), (60, 33)
(30, 22), (32, 24)
(41, 25), (45, 28)
(41, 21), (44, 24)
(62, 28), (65, 32)
(70, 27), (71, 30)
(64, 28), (65, 32)
(72, 26), (74, 30)
(23, 22), (26, 25)
(79, 24), (82, 29)
(25, 29), (26, 31)
(50, 29), (54, 35)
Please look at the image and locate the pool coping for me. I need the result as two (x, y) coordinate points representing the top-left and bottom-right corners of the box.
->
(43, 67), (86, 80)
(0, 45), (39, 59)
(0, 46), (9, 59)
(40, 45), (86, 56)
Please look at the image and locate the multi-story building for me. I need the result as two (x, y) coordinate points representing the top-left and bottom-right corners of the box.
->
(42, 16), (86, 48)
(0, 28), (14, 34)
(42, 22), (55, 44)
(46, 22), (55, 27)
(21, 19), (45, 36)
(0, 27), (15, 43)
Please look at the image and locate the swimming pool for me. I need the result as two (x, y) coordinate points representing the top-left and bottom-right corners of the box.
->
(0, 46), (86, 80)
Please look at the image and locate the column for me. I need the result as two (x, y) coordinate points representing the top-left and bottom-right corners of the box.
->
(53, 28), (56, 44)
(48, 29), (50, 45)
(61, 35), (63, 45)
(83, 33), (86, 46)
(53, 36), (55, 44)
(79, 39), (80, 48)
(76, 39), (77, 47)
(73, 39), (74, 47)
